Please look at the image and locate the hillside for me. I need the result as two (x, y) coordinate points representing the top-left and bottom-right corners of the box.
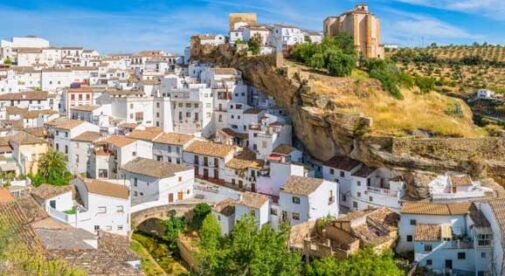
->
(388, 46), (505, 95)
(285, 61), (485, 138)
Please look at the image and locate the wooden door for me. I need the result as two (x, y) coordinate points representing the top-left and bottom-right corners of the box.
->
(168, 193), (174, 203)
(178, 192), (183, 201)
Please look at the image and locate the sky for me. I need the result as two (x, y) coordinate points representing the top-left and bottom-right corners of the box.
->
(0, 0), (504, 54)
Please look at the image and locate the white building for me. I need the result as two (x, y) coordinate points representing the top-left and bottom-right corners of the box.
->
(476, 89), (494, 99)
(429, 173), (494, 202)
(121, 157), (194, 210)
(0, 91), (50, 110)
(70, 131), (102, 175)
(275, 176), (338, 228)
(152, 132), (194, 164)
(397, 202), (492, 275)
(212, 198), (236, 236)
(183, 140), (237, 183)
(197, 34), (226, 46)
(271, 24), (306, 52)
(71, 177), (131, 235)
(234, 191), (270, 227)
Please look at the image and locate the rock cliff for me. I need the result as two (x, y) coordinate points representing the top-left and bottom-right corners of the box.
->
(191, 44), (505, 193)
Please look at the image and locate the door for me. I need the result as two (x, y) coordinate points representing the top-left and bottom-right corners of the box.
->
(203, 168), (209, 179)
(445, 260), (452, 269)
(178, 192), (183, 201)
(49, 200), (56, 209)
(251, 183), (256, 192)
(238, 180), (243, 189)
(168, 193), (174, 203)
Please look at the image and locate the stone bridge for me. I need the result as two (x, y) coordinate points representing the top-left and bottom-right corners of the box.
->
(130, 201), (202, 228)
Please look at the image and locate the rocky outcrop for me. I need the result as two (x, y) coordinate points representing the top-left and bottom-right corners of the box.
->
(191, 44), (505, 187)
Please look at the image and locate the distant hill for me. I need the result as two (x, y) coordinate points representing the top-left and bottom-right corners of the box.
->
(388, 45), (505, 95)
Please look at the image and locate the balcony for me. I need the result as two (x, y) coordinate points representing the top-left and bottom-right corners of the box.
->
(48, 206), (90, 224)
(366, 186), (399, 197)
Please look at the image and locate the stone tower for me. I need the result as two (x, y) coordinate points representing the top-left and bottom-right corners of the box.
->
(323, 4), (384, 59)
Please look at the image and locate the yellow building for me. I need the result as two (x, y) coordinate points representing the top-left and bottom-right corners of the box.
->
(324, 4), (384, 59)
(9, 132), (48, 175)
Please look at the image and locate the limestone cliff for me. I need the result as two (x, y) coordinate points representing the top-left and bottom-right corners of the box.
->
(191, 44), (505, 191)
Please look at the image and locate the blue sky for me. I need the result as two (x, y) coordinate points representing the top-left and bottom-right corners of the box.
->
(0, 0), (504, 54)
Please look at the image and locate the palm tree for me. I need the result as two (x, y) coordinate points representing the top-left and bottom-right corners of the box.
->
(36, 150), (70, 186)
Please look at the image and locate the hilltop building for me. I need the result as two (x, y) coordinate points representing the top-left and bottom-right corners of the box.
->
(323, 4), (384, 59)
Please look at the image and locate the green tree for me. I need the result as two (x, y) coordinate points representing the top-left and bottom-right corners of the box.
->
(324, 48), (355, 77)
(3, 57), (12, 65)
(306, 247), (404, 276)
(191, 203), (211, 230)
(31, 149), (72, 186)
(199, 214), (220, 250)
(248, 34), (262, 55)
(197, 215), (302, 275)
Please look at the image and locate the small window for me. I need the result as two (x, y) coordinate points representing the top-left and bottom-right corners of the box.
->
(179, 176), (182, 182)
(481, 252), (486, 258)
(116, 206), (124, 213)
(330, 168), (334, 175)
(369, 196), (373, 202)
(340, 171), (345, 177)
(270, 208), (278, 215)
(424, 244), (432, 252)
(342, 194), (346, 202)
(458, 252), (466, 260)
(292, 212), (300, 220)
(410, 219), (417, 225)
(406, 235), (413, 242)
(353, 201), (358, 208)
(132, 151), (137, 157)
(94, 225), (100, 231)
(357, 192), (361, 197)
(426, 259), (432, 266)
(97, 207), (106, 214)
(292, 196), (300, 204)
(118, 225), (123, 230)
(357, 181), (361, 186)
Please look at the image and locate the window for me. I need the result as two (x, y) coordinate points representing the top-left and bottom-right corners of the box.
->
(292, 196), (300, 204)
(481, 252), (486, 258)
(458, 252), (466, 260)
(330, 168), (334, 175)
(424, 244), (432, 252)
(270, 208), (277, 215)
(178, 176), (182, 182)
(353, 201), (358, 208)
(340, 171), (345, 177)
(134, 191), (138, 196)
(369, 196), (373, 202)
(116, 206), (124, 213)
(94, 225), (100, 231)
(357, 192), (361, 197)
(132, 151), (137, 157)
(406, 235), (413, 242)
(65, 145), (68, 154)
(292, 212), (300, 220)
(410, 219), (417, 225)
(97, 207), (106, 214)
(357, 181), (361, 186)
(342, 194), (347, 202)
(426, 259), (432, 266)
(117, 225), (123, 230)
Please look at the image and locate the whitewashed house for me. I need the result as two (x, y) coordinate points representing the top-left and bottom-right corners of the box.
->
(31, 184), (74, 214)
(234, 191), (270, 227)
(429, 173), (494, 202)
(71, 177), (131, 235)
(398, 202), (492, 275)
(347, 166), (406, 212)
(224, 149), (265, 191)
(70, 131), (102, 175)
(121, 157), (194, 210)
(478, 199), (505, 275)
(212, 198), (236, 236)
(183, 140), (237, 184)
(322, 156), (362, 207)
(274, 176), (338, 229)
(476, 89), (494, 99)
(271, 24), (306, 52)
(152, 132), (194, 164)
(197, 34), (226, 46)
(0, 91), (50, 110)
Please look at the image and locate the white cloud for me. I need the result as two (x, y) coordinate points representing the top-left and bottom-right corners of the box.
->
(397, 0), (505, 19)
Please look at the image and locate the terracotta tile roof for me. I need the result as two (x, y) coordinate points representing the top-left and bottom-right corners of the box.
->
(415, 224), (443, 241)
(153, 132), (193, 145)
(323, 156), (362, 171)
(401, 202), (472, 216)
(31, 184), (73, 201)
(24, 126), (48, 138)
(219, 128), (248, 139)
(46, 117), (85, 130)
(450, 175), (473, 187)
(9, 131), (46, 145)
(16, 195), (48, 223)
(185, 140), (236, 158)
(81, 178), (129, 200)
(213, 198), (236, 216)
(0, 187), (14, 203)
(487, 199), (505, 232)
(0, 91), (48, 101)
(70, 105), (99, 112)
(102, 135), (136, 147)
(127, 128), (163, 142)
(226, 149), (264, 170)
(73, 131), (101, 143)
(272, 144), (296, 155)
(0, 201), (42, 250)
(280, 176), (324, 196)
(122, 157), (190, 178)
(237, 192), (269, 209)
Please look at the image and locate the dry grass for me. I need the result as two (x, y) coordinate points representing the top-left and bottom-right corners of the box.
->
(305, 73), (486, 138)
